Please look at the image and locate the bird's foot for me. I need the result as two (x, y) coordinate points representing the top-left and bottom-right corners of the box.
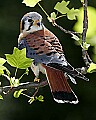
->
(34, 77), (40, 82)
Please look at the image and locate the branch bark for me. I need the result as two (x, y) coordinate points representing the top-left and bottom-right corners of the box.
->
(82, 0), (92, 68)
(0, 81), (48, 94)
(53, 21), (81, 37)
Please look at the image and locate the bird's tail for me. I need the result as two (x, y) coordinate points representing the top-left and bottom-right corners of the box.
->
(42, 65), (78, 104)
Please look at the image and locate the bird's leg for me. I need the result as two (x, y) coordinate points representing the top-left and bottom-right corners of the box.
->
(34, 77), (40, 82)
(76, 67), (88, 74)
(31, 62), (40, 82)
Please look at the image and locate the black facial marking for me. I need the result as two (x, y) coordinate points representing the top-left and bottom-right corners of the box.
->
(28, 19), (32, 22)
(25, 18), (34, 31)
(22, 19), (25, 31)
(26, 21), (33, 31)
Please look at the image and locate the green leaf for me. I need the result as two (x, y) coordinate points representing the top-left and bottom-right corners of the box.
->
(54, 1), (69, 14)
(0, 66), (5, 75)
(83, 42), (90, 50)
(0, 65), (10, 75)
(0, 58), (6, 65)
(0, 95), (3, 100)
(71, 34), (80, 41)
(0, 58), (8, 75)
(50, 12), (57, 20)
(14, 89), (25, 98)
(80, 0), (84, 3)
(48, 12), (57, 23)
(87, 63), (96, 73)
(73, 7), (96, 38)
(67, 8), (79, 20)
(36, 95), (44, 102)
(10, 77), (19, 87)
(22, 0), (41, 7)
(5, 47), (33, 69)
(25, 68), (29, 75)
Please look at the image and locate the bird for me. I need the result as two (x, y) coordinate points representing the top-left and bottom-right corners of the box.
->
(18, 12), (88, 104)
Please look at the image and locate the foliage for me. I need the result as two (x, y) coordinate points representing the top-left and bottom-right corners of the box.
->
(0, 95), (3, 100)
(54, 1), (70, 14)
(0, 47), (34, 101)
(28, 95), (44, 104)
(87, 63), (96, 73)
(0, 58), (10, 75)
(22, 0), (79, 21)
(14, 89), (26, 98)
(22, 0), (41, 7)
(74, 6), (96, 61)
(74, 7), (96, 38)
(5, 47), (33, 69)
(0, 47), (44, 103)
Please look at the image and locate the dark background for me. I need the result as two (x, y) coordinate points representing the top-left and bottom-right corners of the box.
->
(0, 0), (96, 120)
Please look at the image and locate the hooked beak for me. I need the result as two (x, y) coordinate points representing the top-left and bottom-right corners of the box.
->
(37, 22), (40, 27)
(34, 20), (40, 27)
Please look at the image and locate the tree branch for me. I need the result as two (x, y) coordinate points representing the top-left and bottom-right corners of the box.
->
(82, 0), (88, 43)
(0, 81), (48, 94)
(53, 21), (81, 37)
(82, 0), (92, 68)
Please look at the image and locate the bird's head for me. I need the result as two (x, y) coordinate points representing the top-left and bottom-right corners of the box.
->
(20, 12), (43, 33)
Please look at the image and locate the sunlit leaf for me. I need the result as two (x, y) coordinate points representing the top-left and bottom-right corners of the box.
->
(50, 12), (57, 20)
(0, 65), (10, 75)
(74, 7), (96, 38)
(5, 47), (33, 69)
(14, 89), (25, 98)
(87, 63), (96, 73)
(10, 77), (19, 87)
(67, 8), (79, 20)
(71, 34), (80, 41)
(36, 95), (44, 102)
(22, 0), (41, 7)
(0, 66), (5, 75)
(0, 58), (6, 65)
(54, 1), (69, 14)
(80, 0), (84, 2)
(0, 95), (3, 100)
(83, 42), (90, 50)
(48, 12), (57, 23)
(25, 68), (29, 75)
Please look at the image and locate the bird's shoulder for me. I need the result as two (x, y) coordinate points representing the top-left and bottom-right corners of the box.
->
(21, 27), (64, 54)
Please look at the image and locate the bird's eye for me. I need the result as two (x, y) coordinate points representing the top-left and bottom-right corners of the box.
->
(28, 19), (32, 22)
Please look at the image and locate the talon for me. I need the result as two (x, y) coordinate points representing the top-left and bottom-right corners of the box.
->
(34, 77), (40, 82)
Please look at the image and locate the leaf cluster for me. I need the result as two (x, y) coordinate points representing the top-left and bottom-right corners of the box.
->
(22, 0), (79, 21)
(0, 47), (33, 100)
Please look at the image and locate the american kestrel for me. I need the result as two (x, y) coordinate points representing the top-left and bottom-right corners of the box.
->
(18, 12), (88, 104)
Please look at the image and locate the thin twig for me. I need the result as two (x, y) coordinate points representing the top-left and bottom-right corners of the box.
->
(53, 21), (81, 37)
(2, 74), (10, 81)
(82, 0), (88, 43)
(0, 81), (48, 94)
(33, 88), (39, 97)
(82, 0), (92, 67)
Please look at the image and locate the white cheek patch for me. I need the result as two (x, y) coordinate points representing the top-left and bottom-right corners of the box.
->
(24, 21), (30, 31)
